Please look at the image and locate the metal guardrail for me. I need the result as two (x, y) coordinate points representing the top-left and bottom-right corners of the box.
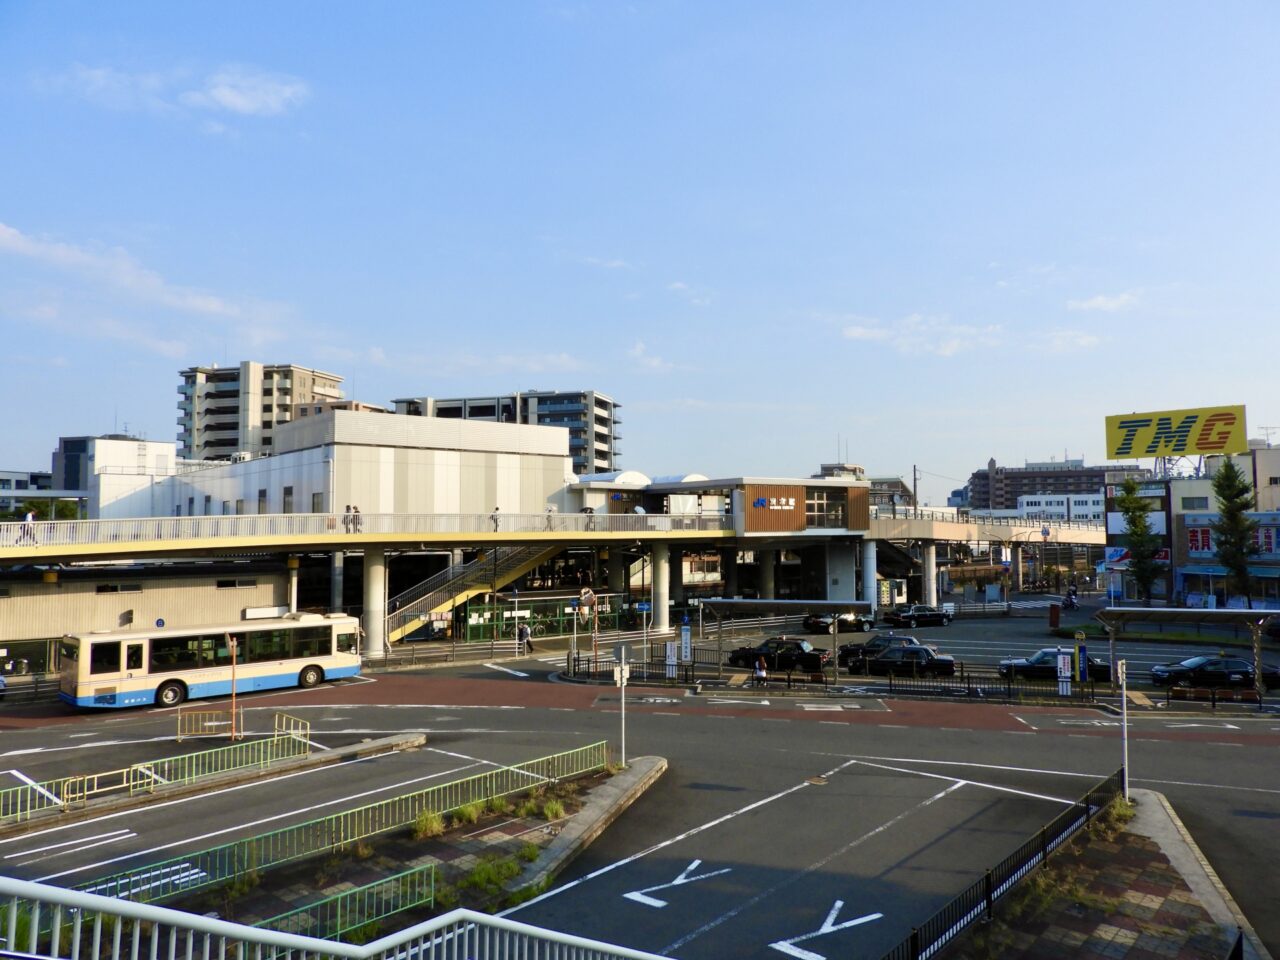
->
(0, 511), (734, 551)
(0, 876), (667, 960)
(880, 767), (1125, 960)
(176, 707), (245, 742)
(870, 506), (1106, 532)
(79, 741), (609, 904)
(1, 726), (311, 825)
(256, 864), (436, 940)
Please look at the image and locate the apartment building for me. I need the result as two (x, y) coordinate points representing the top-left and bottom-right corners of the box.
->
(967, 457), (1150, 510)
(177, 362), (344, 460)
(393, 390), (620, 475)
(0, 469), (52, 515)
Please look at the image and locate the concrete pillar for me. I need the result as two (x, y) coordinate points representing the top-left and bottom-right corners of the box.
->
(287, 556), (300, 613)
(826, 542), (857, 601)
(759, 549), (776, 600)
(330, 552), (345, 612)
(923, 542), (937, 607)
(669, 548), (685, 605)
(862, 539), (878, 613)
(652, 543), (670, 631)
(363, 546), (387, 658)
(1012, 546), (1024, 593)
(608, 550), (626, 595)
(721, 549), (739, 597)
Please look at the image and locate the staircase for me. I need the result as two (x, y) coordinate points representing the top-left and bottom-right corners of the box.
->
(385, 544), (560, 643)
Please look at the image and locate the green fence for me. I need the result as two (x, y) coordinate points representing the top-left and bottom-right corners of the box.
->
(1, 732), (310, 825)
(257, 864), (436, 940)
(79, 741), (609, 904)
(464, 596), (623, 642)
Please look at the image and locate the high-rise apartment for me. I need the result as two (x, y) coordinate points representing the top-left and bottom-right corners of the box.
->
(393, 390), (620, 474)
(967, 457), (1150, 511)
(177, 362), (344, 460)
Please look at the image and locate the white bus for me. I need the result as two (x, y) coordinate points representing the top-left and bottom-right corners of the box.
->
(58, 613), (362, 709)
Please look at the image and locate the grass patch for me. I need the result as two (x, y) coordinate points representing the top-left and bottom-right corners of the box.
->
(453, 802), (483, 825)
(487, 795), (511, 815)
(542, 798), (565, 821)
(504, 877), (550, 909)
(459, 854), (522, 902)
(516, 798), (540, 818)
(414, 810), (445, 840)
(517, 842), (540, 863)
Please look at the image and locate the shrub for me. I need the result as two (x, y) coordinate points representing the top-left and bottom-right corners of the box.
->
(542, 798), (565, 821)
(413, 810), (445, 840)
(434, 883), (460, 910)
(516, 798), (540, 818)
(487, 795), (511, 815)
(459, 855), (521, 900)
(454, 802), (483, 825)
(517, 841), (540, 862)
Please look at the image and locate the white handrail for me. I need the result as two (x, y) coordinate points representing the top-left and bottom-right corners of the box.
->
(0, 875), (668, 960)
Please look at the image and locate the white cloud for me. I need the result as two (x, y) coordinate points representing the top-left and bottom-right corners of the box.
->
(1067, 291), (1139, 312)
(90, 318), (188, 359)
(1043, 329), (1102, 353)
(840, 313), (1001, 357)
(667, 280), (711, 306)
(668, 281), (689, 291)
(628, 340), (673, 372)
(580, 256), (632, 270)
(42, 64), (176, 113)
(180, 65), (309, 116)
(41, 62), (308, 120)
(0, 222), (241, 317)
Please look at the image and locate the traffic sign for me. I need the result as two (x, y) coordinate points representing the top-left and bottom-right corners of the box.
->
(635, 601), (651, 612)
(1074, 630), (1086, 643)
(155, 618), (166, 628)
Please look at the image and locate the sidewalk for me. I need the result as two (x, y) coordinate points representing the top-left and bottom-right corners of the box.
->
(954, 789), (1271, 960)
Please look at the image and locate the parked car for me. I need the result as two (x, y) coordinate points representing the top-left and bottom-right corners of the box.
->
(1149, 656), (1280, 690)
(864, 646), (957, 678)
(998, 648), (1112, 682)
(727, 637), (831, 672)
(804, 612), (875, 635)
(880, 604), (952, 628)
(840, 633), (927, 670)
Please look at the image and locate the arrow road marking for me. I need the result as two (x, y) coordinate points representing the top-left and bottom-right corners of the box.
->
(769, 900), (882, 960)
(706, 698), (770, 706)
(1167, 723), (1240, 730)
(483, 664), (529, 678)
(623, 859), (732, 907)
(1058, 720), (1119, 727)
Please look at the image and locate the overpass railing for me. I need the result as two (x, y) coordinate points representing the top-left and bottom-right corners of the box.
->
(869, 507), (1105, 531)
(0, 876), (667, 960)
(0, 512), (733, 549)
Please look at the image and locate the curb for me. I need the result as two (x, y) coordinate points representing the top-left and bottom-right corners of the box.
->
(0, 733), (427, 840)
(1130, 788), (1273, 960)
(514, 756), (667, 900)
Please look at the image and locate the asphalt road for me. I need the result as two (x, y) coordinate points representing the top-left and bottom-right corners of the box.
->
(2, 643), (1279, 958)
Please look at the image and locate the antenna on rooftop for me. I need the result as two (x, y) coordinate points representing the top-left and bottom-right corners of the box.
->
(1260, 426), (1278, 447)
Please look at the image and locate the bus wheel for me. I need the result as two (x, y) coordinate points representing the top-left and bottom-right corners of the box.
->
(156, 681), (186, 707)
(299, 665), (324, 688)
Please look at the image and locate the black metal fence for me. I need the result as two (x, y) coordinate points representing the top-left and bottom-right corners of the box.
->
(849, 669), (1098, 703)
(879, 767), (1126, 960)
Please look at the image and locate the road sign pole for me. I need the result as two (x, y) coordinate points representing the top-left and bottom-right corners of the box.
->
(1119, 659), (1129, 801)
(620, 646), (627, 768)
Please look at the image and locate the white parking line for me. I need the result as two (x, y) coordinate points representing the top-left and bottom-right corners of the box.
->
(4, 829), (133, 859)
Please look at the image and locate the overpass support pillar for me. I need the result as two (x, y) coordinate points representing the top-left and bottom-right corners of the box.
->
(721, 549), (739, 597)
(287, 556), (300, 613)
(1012, 547), (1024, 593)
(923, 542), (938, 607)
(330, 552), (345, 612)
(861, 539), (878, 613)
(608, 549), (626, 595)
(826, 542), (857, 601)
(652, 543), (670, 632)
(363, 546), (387, 659)
(669, 549), (685, 605)
(759, 550), (776, 600)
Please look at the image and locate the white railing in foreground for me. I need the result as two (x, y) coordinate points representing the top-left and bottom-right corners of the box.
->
(0, 875), (667, 960)
(0, 512), (732, 549)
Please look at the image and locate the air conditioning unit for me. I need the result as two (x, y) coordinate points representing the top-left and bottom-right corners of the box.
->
(230, 451), (252, 463)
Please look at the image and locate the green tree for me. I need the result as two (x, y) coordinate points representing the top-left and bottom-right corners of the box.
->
(1211, 460), (1259, 607)
(1114, 477), (1164, 605)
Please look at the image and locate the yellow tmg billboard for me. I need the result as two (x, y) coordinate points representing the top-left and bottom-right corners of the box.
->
(1105, 405), (1248, 459)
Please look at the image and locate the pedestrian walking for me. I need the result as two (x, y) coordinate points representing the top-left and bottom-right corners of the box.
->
(490, 506), (500, 532)
(342, 505), (353, 534)
(544, 504), (557, 531)
(518, 621), (533, 654)
(352, 506), (363, 533)
(753, 655), (768, 688)
(16, 510), (38, 545)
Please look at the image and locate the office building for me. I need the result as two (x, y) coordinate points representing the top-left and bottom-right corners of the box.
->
(0, 470), (52, 515)
(177, 362), (344, 460)
(393, 390), (620, 475)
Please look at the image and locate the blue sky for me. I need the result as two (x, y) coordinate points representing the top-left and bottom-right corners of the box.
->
(2, 2), (1277, 504)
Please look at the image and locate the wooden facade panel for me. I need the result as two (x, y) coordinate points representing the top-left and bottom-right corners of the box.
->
(847, 487), (870, 530)
(743, 484), (806, 533)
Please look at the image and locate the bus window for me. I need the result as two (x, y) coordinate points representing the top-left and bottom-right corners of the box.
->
(337, 631), (358, 654)
(90, 642), (121, 675)
(200, 634), (234, 668)
(125, 643), (144, 671)
(59, 640), (79, 664)
(245, 629), (288, 663)
(151, 636), (200, 673)
(292, 626), (326, 659)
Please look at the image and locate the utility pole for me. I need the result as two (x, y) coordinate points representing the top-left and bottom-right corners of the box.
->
(913, 464), (920, 518)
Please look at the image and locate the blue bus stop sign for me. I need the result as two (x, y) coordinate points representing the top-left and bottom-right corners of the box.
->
(155, 618), (165, 628)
